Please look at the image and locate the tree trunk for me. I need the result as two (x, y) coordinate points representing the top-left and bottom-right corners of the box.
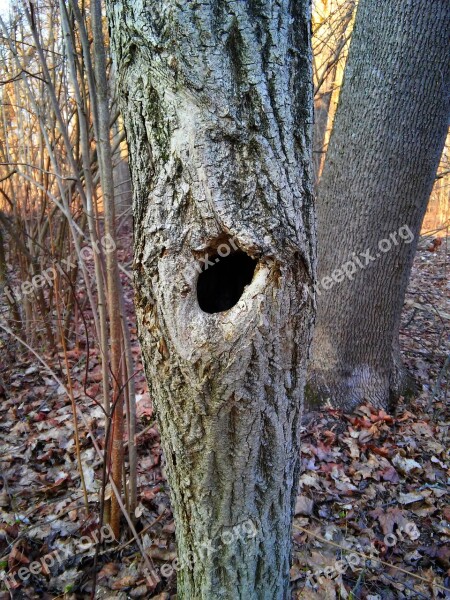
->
(106, 1), (315, 598)
(309, 0), (450, 411)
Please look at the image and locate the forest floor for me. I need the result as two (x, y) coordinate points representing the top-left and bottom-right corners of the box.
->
(0, 230), (448, 600)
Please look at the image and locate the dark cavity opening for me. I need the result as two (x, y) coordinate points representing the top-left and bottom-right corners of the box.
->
(197, 250), (257, 314)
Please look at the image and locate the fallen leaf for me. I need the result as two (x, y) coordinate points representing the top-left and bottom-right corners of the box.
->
(398, 492), (425, 505)
(295, 495), (314, 516)
(392, 454), (422, 475)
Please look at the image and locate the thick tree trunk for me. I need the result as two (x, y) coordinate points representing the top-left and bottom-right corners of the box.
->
(309, 0), (450, 411)
(106, 1), (315, 598)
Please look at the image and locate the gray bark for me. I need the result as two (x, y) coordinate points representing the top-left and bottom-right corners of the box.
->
(309, 0), (450, 411)
(106, 1), (315, 599)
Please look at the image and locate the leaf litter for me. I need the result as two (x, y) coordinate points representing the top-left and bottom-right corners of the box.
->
(0, 236), (448, 599)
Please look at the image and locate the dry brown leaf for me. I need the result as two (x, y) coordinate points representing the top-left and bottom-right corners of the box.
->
(295, 495), (314, 516)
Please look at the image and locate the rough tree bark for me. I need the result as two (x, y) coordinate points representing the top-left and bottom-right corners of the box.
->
(106, 1), (315, 598)
(309, 0), (450, 411)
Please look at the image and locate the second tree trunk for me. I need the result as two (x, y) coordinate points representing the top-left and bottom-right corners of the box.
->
(309, 0), (450, 411)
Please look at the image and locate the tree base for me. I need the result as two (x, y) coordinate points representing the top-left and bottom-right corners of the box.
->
(306, 363), (418, 413)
